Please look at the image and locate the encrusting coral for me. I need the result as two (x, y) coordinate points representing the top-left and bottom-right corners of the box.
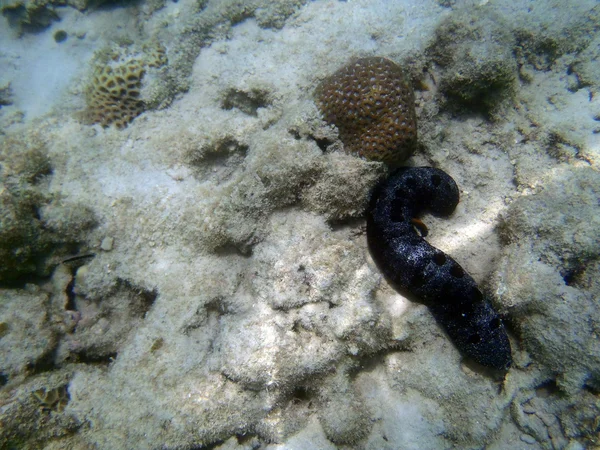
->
(83, 43), (168, 129)
(85, 63), (145, 129)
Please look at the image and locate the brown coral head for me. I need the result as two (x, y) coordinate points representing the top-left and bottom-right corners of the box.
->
(315, 57), (417, 165)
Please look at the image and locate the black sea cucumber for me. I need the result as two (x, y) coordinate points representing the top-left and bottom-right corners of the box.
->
(367, 167), (512, 370)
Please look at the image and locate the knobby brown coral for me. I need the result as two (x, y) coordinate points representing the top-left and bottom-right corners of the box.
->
(315, 57), (417, 165)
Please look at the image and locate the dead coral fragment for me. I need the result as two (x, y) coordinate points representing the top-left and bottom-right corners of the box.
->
(143, 42), (168, 68)
(315, 57), (417, 165)
(32, 385), (69, 413)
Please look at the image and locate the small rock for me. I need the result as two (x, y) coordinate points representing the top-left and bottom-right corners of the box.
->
(53, 30), (67, 43)
(0, 82), (13, 107)
(100, 237), (114, 251)
(564, 440), (585, 450)
(520, 434), (537, 444)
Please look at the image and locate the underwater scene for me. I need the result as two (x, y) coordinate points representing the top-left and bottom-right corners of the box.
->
(0, 0), (599, 448)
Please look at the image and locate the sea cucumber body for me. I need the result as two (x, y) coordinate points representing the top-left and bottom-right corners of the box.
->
(367, 167), (512, 370)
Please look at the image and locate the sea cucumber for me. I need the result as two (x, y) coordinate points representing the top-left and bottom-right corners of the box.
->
(367, 167), (512, 370)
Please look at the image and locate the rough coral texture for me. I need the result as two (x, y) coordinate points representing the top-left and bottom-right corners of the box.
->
(84, 44), (168, 129)
(85, 64), (145, 129)
(315, 57), (417, 165)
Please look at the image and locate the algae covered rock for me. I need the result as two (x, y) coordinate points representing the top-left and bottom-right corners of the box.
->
(55, 269), (158, 365)
(0, 135), (52, 282)
(0, 134), (96, 284)
(1, 0), (119, 34)
(301, 153), (385, 222)
(0, 370), (81, 449)
(0, 288), (57, 381)
(427, 9), (518, 114)
(512, 2), (600, 71)
(1, 0), (59, 34)
(567, 33), (600, 94)
(494, 166), (600, 393)
(317, 370), (372, 445)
